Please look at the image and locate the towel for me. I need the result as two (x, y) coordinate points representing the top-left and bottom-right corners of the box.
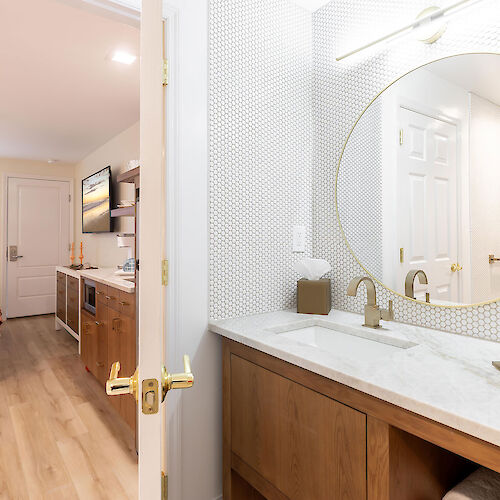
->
(443, 467), (500, 499)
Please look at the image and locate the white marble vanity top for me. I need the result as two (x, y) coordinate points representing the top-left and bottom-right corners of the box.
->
(56, 266), (135, 293)
(209, 309), (500, 447)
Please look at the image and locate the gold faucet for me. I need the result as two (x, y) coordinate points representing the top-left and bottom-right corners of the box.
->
(405, 269), (429, 302)
(347, 276), (393, 328)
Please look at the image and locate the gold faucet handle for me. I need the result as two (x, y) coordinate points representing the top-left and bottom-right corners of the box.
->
(381, 300), (394, 321)
(106, 361), (139, 402)
(162, 354), (194, 401)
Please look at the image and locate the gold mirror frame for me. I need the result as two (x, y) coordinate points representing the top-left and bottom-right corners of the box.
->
(335, 52), (500, 309)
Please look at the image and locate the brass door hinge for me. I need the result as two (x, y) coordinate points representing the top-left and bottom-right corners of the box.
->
(161, 259), (168, 286)
(161, 471), (168, 500)
(399, 247), (404, 263)
(162, 58), (168, 86)
(399, 129), (404, 145)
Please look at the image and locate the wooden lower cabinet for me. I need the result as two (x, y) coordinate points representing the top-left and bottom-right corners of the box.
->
(81, 283), (136, 431)
(231, 356), (366, 500)
(223, 339), (489, 500)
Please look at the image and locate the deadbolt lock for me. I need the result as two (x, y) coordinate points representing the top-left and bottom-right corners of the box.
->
(161, 354), (194, 402)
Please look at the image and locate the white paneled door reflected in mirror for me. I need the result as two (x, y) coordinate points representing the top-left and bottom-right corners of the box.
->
(337, 53), (500, 307)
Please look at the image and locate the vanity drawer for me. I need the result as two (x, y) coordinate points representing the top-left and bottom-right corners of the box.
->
(96, 282), (108, 304)
(119, 290), (135, 317)
(106, 286), (120, 312)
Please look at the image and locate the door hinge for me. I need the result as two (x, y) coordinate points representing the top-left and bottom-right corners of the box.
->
(69, 194), (72, 202)
(399, 129), (403, 145)
(162, 58), (168, 86)
(161, 259), (168, 286)
(400, 247), (404, 263)
(161, 471), (168, 500)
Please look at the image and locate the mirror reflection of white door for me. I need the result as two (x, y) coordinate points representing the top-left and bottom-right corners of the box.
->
(397, 107), (459, 303)
(6, 176), (71, 318)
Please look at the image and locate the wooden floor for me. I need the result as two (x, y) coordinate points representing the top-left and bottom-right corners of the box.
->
(0, 315), (138, 499)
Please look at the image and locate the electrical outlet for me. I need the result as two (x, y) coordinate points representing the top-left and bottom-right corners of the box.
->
(292, 225), (306, 253)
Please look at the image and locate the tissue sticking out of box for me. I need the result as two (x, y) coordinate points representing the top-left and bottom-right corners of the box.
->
(294, 258), (331, 280)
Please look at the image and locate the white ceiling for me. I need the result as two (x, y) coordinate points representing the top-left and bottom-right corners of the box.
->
(426, 54), (500, 106)
(0, 0), (140, 163)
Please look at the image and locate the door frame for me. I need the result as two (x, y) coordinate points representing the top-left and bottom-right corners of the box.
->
(2, 172), (74, 318)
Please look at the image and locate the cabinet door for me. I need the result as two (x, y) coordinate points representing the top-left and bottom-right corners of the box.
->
(94, 301), (108, 386)
(107, 307), (122, 413)
(81, 311), (97, 372)
(56, 272), (66, 321)
(119, 313), (136, 430)
(231, 355), (367, 500)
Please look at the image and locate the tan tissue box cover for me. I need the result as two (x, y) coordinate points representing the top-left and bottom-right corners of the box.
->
(297, 278), (331, 315)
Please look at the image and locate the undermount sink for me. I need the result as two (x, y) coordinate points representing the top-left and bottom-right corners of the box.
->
(268, 320), (417, 363)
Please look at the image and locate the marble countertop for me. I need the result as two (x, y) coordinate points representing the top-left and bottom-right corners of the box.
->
(56, 266), (135, 293)
(209, 309), (500, 447)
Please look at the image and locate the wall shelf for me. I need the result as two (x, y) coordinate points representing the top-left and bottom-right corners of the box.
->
(117, 166), (140, 184)
(111, 206), (135, 217)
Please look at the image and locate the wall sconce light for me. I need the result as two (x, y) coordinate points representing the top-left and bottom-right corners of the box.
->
(336, 0), (487, 61)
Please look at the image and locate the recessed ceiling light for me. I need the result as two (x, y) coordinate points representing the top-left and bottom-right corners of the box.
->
(111, 50), (136, 65)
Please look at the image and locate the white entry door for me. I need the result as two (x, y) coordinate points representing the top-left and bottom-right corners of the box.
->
(397, 107), (459, 303)
(7, 177), (71, 317)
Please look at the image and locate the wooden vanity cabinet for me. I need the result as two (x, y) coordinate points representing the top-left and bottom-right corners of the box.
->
(80, 281), (136, 431)
(223, 339), (495, 500)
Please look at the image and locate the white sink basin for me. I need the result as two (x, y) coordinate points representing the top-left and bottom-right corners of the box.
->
(269, 321), (416, 364)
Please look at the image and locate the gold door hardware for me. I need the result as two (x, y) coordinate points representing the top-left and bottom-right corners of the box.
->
(450, 263), (463, 272)
(399, 248), (404, 263)
(161, 471), (168, 500)
(162, 58), (168, 86)
(106, 361), (139, 402)
(161, 354), (194, 401)
(162, 259), (169, 286)
(489, 254), (500, 264)
(142, 379), (159, 414)
(399, 129), (403, 145)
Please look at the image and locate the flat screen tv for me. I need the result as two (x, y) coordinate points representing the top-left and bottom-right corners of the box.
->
(82, 166), (112, 233)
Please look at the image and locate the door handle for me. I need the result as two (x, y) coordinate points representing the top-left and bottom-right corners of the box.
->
(451, 263), (462, 272)
(162, 354), (194, 401)
(106, 361), (139, 402)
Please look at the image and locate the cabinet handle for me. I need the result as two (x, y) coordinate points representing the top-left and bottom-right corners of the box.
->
(119, 301), (129, 306)
(95, 321), (102, 327)
(105, 296), (111, 300)
(112, 318), (121, 332)
(96, 361), (104, 368)
(96, 291), (103, 295)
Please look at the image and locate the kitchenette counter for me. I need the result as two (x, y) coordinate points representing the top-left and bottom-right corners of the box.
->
(56, 266), (135, 293)
(210, 309), (500, 449)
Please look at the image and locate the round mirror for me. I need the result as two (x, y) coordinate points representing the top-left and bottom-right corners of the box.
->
(337, 53), (500, 307)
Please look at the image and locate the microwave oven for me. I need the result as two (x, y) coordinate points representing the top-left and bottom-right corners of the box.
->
(83, 279), (96, 315)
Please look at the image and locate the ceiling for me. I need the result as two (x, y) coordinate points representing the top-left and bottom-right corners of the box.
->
(0, 0), (139, 163)
(426, 54), (500, 106)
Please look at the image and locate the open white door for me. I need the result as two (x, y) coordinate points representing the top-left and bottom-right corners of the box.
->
(106, 2), (196, 498)
(138, 0), (167, 497)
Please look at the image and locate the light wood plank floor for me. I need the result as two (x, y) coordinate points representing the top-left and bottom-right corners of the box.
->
(0, 315), (138, 500)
